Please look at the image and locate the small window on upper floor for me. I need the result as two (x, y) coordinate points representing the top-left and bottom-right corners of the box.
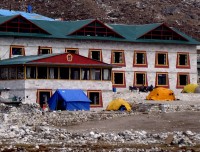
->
(155, 72), (169, 88)
(65, 48), (79, 54)
(176, 52), (190, 68)
(133, 51), (147, 67)
(111, 50), (125, 66)
(88, 49), (102, 61)
(38, 47), (52, 55)
(155, 52), (169, 68)
(10, 45), (25, 58)
(177, 73), (190, 88)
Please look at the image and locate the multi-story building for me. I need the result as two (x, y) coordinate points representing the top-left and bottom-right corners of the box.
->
(0, 11), (199, 109)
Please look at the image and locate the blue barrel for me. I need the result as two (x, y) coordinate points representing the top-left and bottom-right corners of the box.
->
(113, 87), (116, 92)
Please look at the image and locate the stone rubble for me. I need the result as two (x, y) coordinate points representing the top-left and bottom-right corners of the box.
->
(0, 102), (200, 151)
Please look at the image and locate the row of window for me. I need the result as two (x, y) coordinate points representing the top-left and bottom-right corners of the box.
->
(112, 71), (190, 89)
(0, 65), (190, 89)
(10, 46), (190, 68)
(0, 66), (111, 81)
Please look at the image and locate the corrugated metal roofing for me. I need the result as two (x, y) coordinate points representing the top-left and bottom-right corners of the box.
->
(0, 12), (199, 45)
(0, 53), (118, 68)
(0, 9), (54, 21)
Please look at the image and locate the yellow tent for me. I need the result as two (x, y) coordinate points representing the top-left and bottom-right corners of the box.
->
(182, 84), (199, 93)
(106, 98), (131, 111)
(146, 87), (175, 101)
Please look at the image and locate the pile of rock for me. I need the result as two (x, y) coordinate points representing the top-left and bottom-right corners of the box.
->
(0, 103), (200, 151)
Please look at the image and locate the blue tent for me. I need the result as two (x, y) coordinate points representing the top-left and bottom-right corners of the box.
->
(48, 89), (91, 111)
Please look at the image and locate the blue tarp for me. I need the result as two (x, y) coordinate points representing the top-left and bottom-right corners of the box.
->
(48, 89), (91, 111)
(0, 9), (54, 21)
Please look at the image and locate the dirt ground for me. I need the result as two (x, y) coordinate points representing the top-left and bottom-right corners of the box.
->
(66, 111), (200, 133)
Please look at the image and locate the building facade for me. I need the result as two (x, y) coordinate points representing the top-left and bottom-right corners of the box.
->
(0, 14), (199, 109)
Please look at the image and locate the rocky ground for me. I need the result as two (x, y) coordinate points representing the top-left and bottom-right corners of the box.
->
(0, 97), (200, 152)
(0, 0), (200, 41)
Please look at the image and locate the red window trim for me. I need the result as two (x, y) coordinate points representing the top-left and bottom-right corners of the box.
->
(112, 70), (126, 88)
(176, 72), (190, 89)
(87, 90), (103, 108)
(133, 71), (148, 87)
(155, 72), (169, 88)
(36, 89), (52, 104)
(38, 46), (52, 55)
(88, 49), (103, 61)
(10, 45), (25, 58)
(133, 50), (148, 67)
(111, 50), (126, 67)
(155, 51), (169, 68)
(176, 52), (190, 69)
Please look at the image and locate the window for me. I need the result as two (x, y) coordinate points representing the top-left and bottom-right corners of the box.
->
(0, 15), (49, 34)
(0, 67), (8, 80)
(17, 66), (24, 79)
(156, 72), (169, 87)
(10, 45), (25, 58)
(134, 72), (147, 86)
(70, 20), (123, 38)
(133, 51), (147, 67)
(38, 47), (52, 55)
(87, 90), (103, 107)
(102, 69), (111, 80)
(48, 67), (58, 79)
(65, 48), (79, 54)
(8, 67), (17, 79)
(91, 69), (101, 80)
(112, 71), (126, 87)
(59, 67), (69, 79)
(88, 49), (102, 61)
(111, 50), (126, 66)
(81, 68), (90, 80)
(176, 52), (190, 68)
(155, 52), (169, 68)
(26, 66), (36, 79)
(37, 89), (52, 110)
(70, 68), (80, 80)
(37, 67), (47, 79)
(177, 73), (190, 88)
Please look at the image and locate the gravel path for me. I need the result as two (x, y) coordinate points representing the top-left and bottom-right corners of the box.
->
(66, 111), (200, 133)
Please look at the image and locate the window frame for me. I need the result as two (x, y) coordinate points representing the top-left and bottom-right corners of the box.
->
(155, 72), (169, 88)
(10, 45), (25, 58)
(133, 71), (148, 87)
(133, 51), (148, 67)
(176, 72), (190, 89)
(65, 48), (79, 54)
(112, 71), (126, 88)
(87, 90), (103, 108)
(36, 89), (52, 109)
(38, 46), (52, 55)
(88, 49), (103, 61)
(111, 50), (126, 66)
(155, 51), (169, 68)
(176, 52), (190, 69)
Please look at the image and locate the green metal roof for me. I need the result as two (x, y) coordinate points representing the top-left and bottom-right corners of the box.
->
(0, 54), (57, 65)
(0, 15), (199, 45)
(0, 15), (16, 24)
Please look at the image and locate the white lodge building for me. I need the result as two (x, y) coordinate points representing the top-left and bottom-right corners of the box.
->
(0, 13), (199, 109)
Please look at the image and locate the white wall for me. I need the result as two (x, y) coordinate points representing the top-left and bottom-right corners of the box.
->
(0, 37), (198, 107)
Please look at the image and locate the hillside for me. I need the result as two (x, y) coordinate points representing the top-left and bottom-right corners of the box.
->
(0, 0), (200, 41)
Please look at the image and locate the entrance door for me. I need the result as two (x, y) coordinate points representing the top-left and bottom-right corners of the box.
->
(37, 90), (52, 109)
